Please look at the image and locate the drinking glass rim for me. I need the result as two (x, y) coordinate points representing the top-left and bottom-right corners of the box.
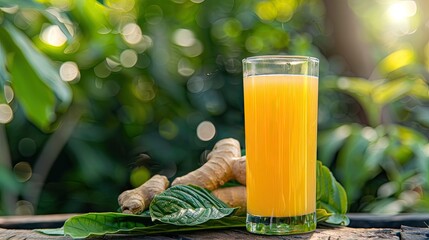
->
(243, 55), (319, 63)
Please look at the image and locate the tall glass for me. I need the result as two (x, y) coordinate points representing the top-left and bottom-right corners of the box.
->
(243, 56), (319, 235)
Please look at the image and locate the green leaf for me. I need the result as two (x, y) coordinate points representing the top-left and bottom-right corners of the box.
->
(316, 208), (332, 223)
(336, 126), (377, 202)
(10, 52), (56, 130)
(2, 22), (71, 106)
(0, 165), (21, 193)
(63, 212), (151, 238)
(0, 22), (71, 129)
(41, 212), (245, 238)
(316, 161), (349, 226)
(0, 41), (8, 85)
(318, 125), (352, 166)
(36, 227), (64, 236)
(372, 78), (414, 104)
(150, 185), (235, 226)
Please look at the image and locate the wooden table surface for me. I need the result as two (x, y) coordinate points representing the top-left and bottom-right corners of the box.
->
(0, 213), (428, 239)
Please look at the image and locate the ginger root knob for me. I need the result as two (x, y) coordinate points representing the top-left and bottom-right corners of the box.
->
(171, 138), (241, 191)
(212, 186), (247, 216)
(232, 156), (246, 186)
(118, 174), (169, 214)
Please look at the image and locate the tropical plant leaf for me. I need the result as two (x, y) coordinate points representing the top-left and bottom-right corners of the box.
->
(316, 161), (349, 226)
(150, 185), (235, 226)
(2, 21), (71, 106)
(318, 125), (352, 166)
(336, 126), (377, 202)
(9, 50), (56, 130)
(0, 22), (71, 129)
(62, 212), (151, 238)
(38, 212), (245, 238)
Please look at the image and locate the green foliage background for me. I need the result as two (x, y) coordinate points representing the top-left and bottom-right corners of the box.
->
(0, 0), (429, 215)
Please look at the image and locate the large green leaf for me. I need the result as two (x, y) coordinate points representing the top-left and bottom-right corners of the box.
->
(150, 185), (235, 226)
(38, 212), (245, 238)
(62, 213), (151, 238)
(316, 161), (349, 226)
(0, 22), (71, 129)
(336, 126), (378, 202)
(318, 125), (352, 166)
(2, 22), (71, 106)
(9, 51), (56, 129)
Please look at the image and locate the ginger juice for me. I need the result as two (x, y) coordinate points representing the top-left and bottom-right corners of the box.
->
(244, 74), (318, 218)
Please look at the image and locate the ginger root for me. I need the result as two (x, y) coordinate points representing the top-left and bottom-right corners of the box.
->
(232, 156), (246, 186)
(212, 186), (246, 216)
(118, 174), (169, 214)
(118, 138), (247, 215)
(171, 138), (241, 191)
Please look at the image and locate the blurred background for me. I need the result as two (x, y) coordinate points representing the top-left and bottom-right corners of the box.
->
(0, 0), (429, 215)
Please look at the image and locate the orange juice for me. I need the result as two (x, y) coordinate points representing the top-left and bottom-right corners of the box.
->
(244, 74), (318, 217)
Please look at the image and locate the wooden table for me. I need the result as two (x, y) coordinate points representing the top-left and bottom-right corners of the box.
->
(0, 213), (428, 239)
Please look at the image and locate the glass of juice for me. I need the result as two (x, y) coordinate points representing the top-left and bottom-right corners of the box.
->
(243, 55), (319, 235)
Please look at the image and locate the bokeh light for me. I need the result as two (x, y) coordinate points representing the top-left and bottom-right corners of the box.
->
(0, 104), (13, 124)
(177, 58), (195, 76)
(106, 58), (122, 72)
(60, 61), (80, 82)
(132, 78), (156, 101)
(94, 60), (111, 78)
(196, 121), (216, 141)
(144, 5), (163, 24)
(18, 138), (37, 157)
(159, 119), (179, 140)
(173, 29), (196, 47)
(187, 75), (204, 93)
(121, 22), (143, 45)
(4, 85), (14, 103)
(120, 49), (138, 68)
(15, 200), (34, 215)
(387, 0), (417, 22)
(40, 25), (67, 47)
(13, 161), (33, 182)
(385, 0), (417, 36)
(245, 36), (264, 53)
(130, 166), (151, 188)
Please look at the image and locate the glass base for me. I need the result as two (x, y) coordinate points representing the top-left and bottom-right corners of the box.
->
(246, 212), (316, 235)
